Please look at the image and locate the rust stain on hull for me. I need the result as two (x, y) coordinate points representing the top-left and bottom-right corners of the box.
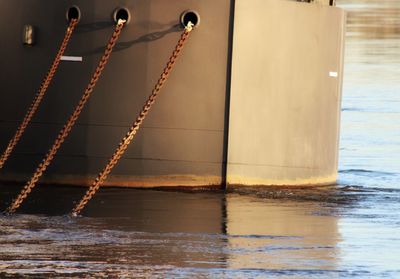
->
(227, 174), (338, 187)
(0, 174), (223, 189)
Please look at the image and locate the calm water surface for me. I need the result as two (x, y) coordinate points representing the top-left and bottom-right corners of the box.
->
(1, 1), (400, 278)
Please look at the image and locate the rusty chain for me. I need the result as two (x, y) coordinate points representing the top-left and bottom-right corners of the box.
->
(6, 20), (126, 214)
(0, 19), (78, 170)
(71, 23), (195, 216)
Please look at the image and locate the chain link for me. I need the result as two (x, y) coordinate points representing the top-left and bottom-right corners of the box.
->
(6, 20), (126, 214)
(71, 23), (194, 216)
(0, 19), (78, 170)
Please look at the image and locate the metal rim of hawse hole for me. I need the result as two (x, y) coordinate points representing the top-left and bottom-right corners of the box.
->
(113, 7), (131, 24)
(66, 5), (81, 23)
(180, 10), (200, 28)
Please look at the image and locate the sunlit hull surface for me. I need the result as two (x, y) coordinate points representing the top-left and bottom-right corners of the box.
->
(0, 0), (345, 188)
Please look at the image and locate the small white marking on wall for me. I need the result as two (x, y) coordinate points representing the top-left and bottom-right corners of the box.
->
(329, 71), (338, 78)
(61, 56), (83, 62)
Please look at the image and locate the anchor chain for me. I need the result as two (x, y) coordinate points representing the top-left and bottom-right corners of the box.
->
(6, 19), (126, 214)
(71, 22), (195, 216)
(0, 19), (78, 170)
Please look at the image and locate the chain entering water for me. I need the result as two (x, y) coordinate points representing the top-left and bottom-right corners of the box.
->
(0, 19), (78, 170)
(71, 22), (195, 216)
(6, 19), (126, 214)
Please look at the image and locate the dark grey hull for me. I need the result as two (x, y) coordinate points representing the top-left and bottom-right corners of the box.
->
(0, 0), (345, 188)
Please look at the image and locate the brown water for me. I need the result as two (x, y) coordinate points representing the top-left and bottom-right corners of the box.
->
(1, 1), (400, 278)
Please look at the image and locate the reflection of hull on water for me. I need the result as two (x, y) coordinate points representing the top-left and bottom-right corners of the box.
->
(0, 185), (340, 274)
(0, 0), (345, 188)
(226, 195), (339, 270)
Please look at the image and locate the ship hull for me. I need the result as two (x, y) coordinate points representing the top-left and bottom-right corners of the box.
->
(0, 0), (345, 188)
